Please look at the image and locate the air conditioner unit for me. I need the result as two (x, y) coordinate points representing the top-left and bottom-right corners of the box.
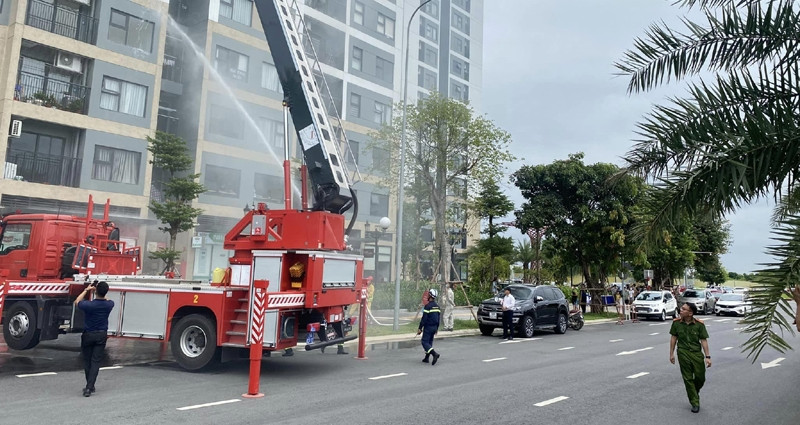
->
(55, 51), (83, 73)
(9, 120), (22, 138)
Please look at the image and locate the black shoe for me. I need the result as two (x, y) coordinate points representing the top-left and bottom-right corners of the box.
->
(320, 346), (325, 354)
(89, 387), (96, 393)
(83, 388), (91, 397)
(337, 345), (348, 355)
(691, 405), (699, 413)
(431, 352), (440, 365)
(282, 348), (294, 357)
(508, 337), (513, 341)
(422, 357), (429, 363)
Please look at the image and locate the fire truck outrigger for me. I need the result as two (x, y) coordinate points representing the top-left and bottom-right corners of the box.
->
(0, 0), (369, 371)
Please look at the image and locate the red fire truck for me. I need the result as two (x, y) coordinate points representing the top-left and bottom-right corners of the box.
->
(0, 0), (368, 371)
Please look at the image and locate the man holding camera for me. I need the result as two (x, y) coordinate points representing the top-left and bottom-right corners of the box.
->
(74, 281), (115, 397)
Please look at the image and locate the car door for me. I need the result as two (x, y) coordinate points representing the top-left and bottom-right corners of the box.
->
(663, 292), (676, 315)
(532, 287), (551, 325)
(705, 290), (715, 311)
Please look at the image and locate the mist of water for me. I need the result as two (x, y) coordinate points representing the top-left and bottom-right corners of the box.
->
(166, 17), (302, 200)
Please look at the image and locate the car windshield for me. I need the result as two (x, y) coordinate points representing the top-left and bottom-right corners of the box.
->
(719, 294), (744, 302)
(683, 290), (700, 298)
(636, 292), (662, 301)
(504, 286), (533, 300)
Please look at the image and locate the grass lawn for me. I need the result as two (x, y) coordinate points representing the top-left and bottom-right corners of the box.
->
(364, 319), (477, 337)
(584, 312), (618, 321)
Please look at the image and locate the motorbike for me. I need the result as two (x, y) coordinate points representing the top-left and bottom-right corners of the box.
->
(568, 309), (584, 331)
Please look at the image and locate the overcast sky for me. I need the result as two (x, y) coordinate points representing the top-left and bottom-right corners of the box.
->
(481, 0), (773, 274)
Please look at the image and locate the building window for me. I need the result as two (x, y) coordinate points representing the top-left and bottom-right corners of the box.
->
(377, 13), (395, 39)
(257, 117), (284, 148)
(351, 47), (363, 71)
(254, 172), (283, 204)
(353, 1), (364, 25)
(418, 67), (437, 91)
(99, 76), (147, 117)
(421, 0), (440, 18)
(347, 140), (359, 164)
(452, 10), (470, 34)
(373, 101), (391, 125)
(349, 92), (361, 118)
(451, 56), (469, 81)
(108, 9), (155, 52)
(372, 147), (389, 169)
(261, 62), (282, 92)
(452, 0), (471, 12)
(451, 32), (470, 58)
(419, 42), (438, 67)
(92, 145), (141, 184)
(215, 46), (249, 82)
(420, 17), (438, 43)
(375, 57), (393, 83)
(450, 80), (469, 102)
(219, 0), (253, 26)
(209, 104), (244, 139)
(370, 193), (389, 217)
(205, 164), (241, 197)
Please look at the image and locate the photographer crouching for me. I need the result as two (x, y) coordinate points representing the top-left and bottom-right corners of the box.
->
(73, 280), (115, 397)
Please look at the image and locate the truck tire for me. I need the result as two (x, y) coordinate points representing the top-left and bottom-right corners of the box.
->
(479, 325), (495, 336)
(170, 314), (220, 371)
(2, 302), (41, 350)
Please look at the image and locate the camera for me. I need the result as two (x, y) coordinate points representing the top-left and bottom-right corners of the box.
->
(91, 280), (98, 288)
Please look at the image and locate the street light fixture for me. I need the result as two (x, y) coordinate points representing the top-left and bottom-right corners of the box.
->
(394, 0), (433, 331)
(366, 217), (391, 281)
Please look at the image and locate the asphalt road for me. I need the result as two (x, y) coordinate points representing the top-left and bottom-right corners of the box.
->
(1, 313), (797, 425)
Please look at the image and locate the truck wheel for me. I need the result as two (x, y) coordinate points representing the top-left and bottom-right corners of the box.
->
(479, 325), (495, 336)
(170, 314), (220, 371)
(521, 315), (535, 338)
(554, 313), (568, 334)
(2, 302), (41, 350)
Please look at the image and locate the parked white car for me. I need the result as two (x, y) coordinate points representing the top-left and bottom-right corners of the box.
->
(678, 289), (716, 314)
(633, 290), (678, 321)
(715, 293), (752, 316)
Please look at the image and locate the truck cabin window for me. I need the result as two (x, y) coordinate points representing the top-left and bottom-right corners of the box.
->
(0, 223), (31, 255)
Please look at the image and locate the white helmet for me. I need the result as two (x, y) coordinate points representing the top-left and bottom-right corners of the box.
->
(428, 288), (438, 299)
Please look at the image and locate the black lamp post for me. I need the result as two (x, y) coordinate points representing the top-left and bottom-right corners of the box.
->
(365, 217), (391, 280)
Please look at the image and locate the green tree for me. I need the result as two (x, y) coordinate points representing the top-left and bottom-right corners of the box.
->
(515, 239), (535, 283)
(147, 131), (205, 274)
(474, 177), (515, 278)
(693, 217), (731, 285)
(616, 0), (800, 358)
(374, 93), (514, 284)
(512, 154), (645, 312)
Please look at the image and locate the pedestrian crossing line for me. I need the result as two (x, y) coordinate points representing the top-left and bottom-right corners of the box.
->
(609, 339), (624, 343)
(16, 372), (57, 378)
(499, 340), (520, 344)
(558, 347), (574, 351)
(99, 366), (123, 371)
(626, 372), (650, 379)
(649, 332), (660, 336)
(368, 373), (408, 380)
(483, 357), (507, 363)
(721, 347), (733, 351)
(177, 399), (241, 411)
(534, 396), (569, 407)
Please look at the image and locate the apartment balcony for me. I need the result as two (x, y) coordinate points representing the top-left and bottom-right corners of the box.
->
(26, 0), (98, 45)
(16, 65), (90, 114)
(5, 149), (82, 187)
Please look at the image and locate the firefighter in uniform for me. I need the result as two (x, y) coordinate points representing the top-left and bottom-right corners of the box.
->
(417, 288), (441, 365)
(669, 302), (711, 413)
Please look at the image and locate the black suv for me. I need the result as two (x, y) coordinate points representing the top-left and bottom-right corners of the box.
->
(477, 284), (570, 337)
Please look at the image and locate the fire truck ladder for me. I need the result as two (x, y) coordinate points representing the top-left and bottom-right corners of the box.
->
(286, 0), (362, 186)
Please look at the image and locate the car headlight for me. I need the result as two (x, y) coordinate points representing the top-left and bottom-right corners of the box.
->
(514, 306), (522, 312)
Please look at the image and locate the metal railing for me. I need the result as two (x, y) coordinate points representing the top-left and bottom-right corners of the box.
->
(26, 0), (98, 44)
(16, 67), (90, 114)
(5, 150), (82, 187)
(162, 54), (182, 83)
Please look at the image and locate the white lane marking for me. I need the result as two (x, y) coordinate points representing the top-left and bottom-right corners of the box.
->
(534, 396), (569, 407)
(721, 347), (733, 351)
(649, 332), (660, 336)
(649, 323), (669, 326)
(626, 372), (650, 379)
(499, 340), (520, 344)
(99, 366), (123, 371)
(177, 399), (241, 411)
(761, 358), (785, 370)
(558, 347), (574, 351)
(16, 372), (57, 378)
(609, 339), (624, 343)
(521, 338), (542, 342)
(733, 327), (745, 331)
(617, 347), (654, 356)
(714, 318), (732, 322)
(368, 373), (408, 380)
(483, 357), (507, 363)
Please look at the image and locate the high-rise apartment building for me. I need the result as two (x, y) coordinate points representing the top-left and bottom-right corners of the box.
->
(0, 0), (482, 282)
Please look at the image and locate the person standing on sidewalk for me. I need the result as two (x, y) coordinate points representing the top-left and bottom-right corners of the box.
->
(669, 303), (711, 413)
(417, 288), (441, 365)
(442, 283), (455, 331)
(74, 281), (115, 397)
(501, 287), (516, 340)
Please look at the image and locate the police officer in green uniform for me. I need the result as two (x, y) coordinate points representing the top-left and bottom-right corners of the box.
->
(669, 302), (712, 413)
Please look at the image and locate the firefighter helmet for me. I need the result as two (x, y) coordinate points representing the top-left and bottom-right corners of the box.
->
(428, 288), (438, 299)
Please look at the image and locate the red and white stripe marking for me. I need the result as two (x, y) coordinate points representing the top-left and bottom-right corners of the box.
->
(267, 293), (305, 308)
(9, 283), (70, 295)
(0, 281), (6, 315)
(250, 288), (266, 344)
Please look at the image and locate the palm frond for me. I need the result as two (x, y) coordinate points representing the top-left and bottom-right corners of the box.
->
(772, 184), (800, 222)
(739, 215), (800, 361)
(616, 1), (800, 93)
(674, 0), (765, 9)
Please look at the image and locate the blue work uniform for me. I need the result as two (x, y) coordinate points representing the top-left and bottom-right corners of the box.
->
(419, 300), (441, 354)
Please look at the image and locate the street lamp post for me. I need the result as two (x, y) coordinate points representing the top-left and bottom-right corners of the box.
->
(366, 217), (391, 281)
(394, 0), (433, 331)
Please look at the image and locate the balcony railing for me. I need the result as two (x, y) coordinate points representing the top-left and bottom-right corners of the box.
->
(26, 0), (98, 44)
(5, 150), (82, 187)
(162, 54), (183, 83)
(16, 69), (90, 114)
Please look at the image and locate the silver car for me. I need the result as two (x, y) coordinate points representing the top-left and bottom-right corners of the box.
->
(678, 289), (716, 315)
(715, 293), (752, 316)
